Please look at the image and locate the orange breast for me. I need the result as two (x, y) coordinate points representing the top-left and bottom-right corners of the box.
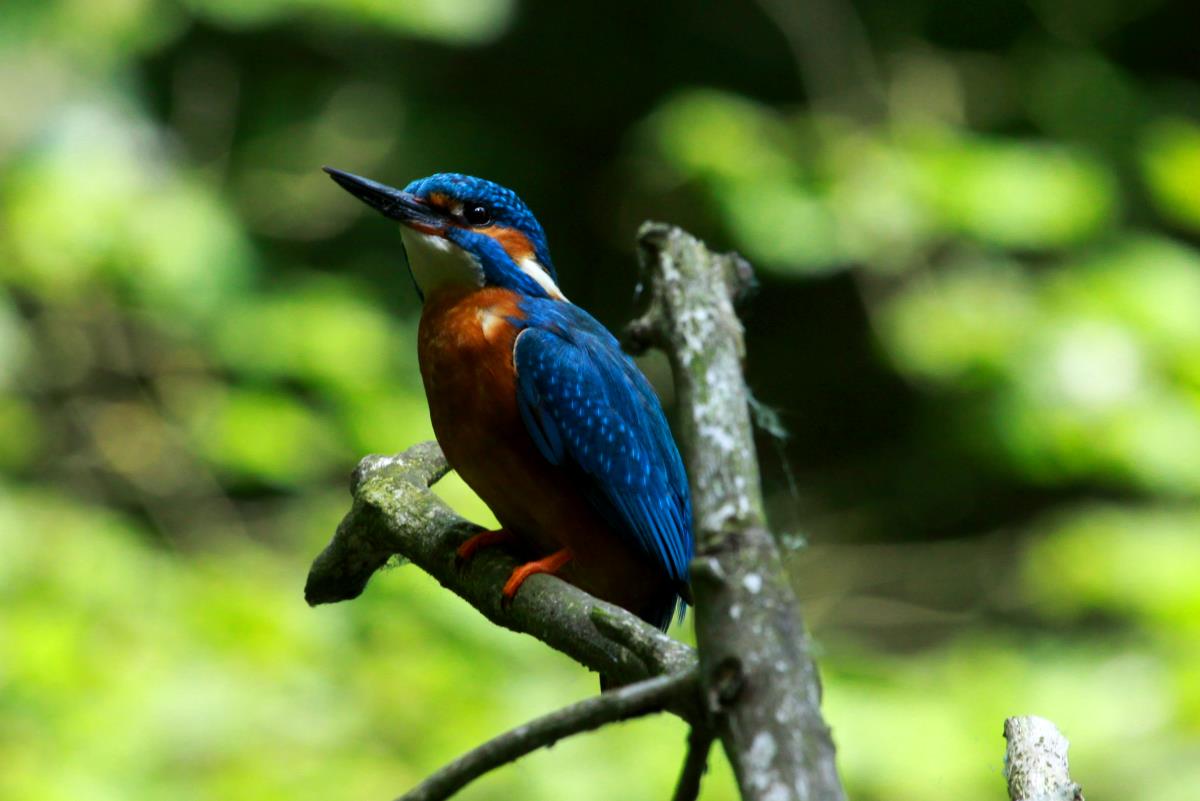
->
(416, 286), (670, 619)
(417, 286), (549, 545)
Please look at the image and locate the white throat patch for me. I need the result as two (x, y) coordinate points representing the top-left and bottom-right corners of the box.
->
(400, 227), (569, 303)
(400, 228), (484, 296)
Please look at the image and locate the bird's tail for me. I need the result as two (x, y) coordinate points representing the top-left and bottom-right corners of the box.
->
(645, 586), (686, 632)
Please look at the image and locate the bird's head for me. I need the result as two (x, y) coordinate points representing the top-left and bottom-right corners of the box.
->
(324, 168), (563, 301)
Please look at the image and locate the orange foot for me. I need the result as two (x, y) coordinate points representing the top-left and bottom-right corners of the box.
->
(501, 549), (573, 605)
(455, 528), (515, 565)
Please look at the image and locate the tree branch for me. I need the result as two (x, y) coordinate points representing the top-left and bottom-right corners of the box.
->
(396, 670), (699, 801)
(1003, 716), (1084, 801)
(671, 726), (716, 801)
(629, 223), (845, 801)
(305, 441), (697, 690)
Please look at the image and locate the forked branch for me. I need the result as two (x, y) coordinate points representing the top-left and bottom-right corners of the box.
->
(305, 224), (845, 801)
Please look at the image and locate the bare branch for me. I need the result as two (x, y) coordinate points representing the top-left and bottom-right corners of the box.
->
(305, 441), (697, 688)
(589, 604), (691, 672)
(632, 223), (845, 801)
(671, 727), (716, 801)
(1004, 716), (1084, 801)
(395, 670), (699, 801)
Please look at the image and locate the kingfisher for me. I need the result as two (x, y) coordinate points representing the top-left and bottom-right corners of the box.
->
(324, 167), (693, 630)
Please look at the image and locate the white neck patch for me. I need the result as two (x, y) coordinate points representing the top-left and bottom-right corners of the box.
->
(520, 256), (567, 301)
(400, 228), (484, 296)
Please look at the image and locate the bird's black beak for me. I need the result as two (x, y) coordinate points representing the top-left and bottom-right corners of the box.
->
(323, 167), (445, 230)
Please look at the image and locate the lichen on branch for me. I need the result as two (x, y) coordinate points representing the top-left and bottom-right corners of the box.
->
(305, 440), (696, 688)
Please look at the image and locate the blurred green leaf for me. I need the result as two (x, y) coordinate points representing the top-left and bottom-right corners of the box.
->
(911, 134), (1116, 250)
(648, 90), (799, 185)
(879, 260), (1037, 384)
(0, 396), (41, 470)
(210, 277), (409, 392)
(0, 105), (254, 319)
(828, 634), (1196, 801)
(989, 315), (1200, 494)
(1022, 503), (1200, 629)
(0, 290), (29, 390)
(185, 0), (515, 43)
(334, 385), (434, 453)
(642, 92), (1115, 274)
(716, 179), (842, 272)
(187, 387), (348, 487)
(0, 486), (724, 801)
(0, 0), (184, 67)
(1026, 49), (1145, 152)
(879, 234), (1200, 494)
(1044, 236), (1200, 355)
(1141, 118), (1200, 234)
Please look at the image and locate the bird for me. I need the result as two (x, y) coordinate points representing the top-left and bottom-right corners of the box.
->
(324, 167), (693, 631)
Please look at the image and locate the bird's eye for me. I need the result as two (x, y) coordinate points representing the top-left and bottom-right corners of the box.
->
(463, 204), (492, 226)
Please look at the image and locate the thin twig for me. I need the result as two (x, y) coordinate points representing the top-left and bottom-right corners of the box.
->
(671, 726), (715, 801)
(754, 0), (884, 119)
(395, 670), (700, 801)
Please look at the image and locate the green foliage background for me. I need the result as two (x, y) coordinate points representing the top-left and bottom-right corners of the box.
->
(2, 1), (1199, 799)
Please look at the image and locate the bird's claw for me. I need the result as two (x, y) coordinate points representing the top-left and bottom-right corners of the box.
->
(499, 549), (572, 607)
(455, 528), (514, 569)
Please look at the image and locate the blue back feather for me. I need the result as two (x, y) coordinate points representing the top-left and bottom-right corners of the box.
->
(512, 298), (693, 624)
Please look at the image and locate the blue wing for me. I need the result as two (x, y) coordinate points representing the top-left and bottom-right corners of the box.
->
(513, 304), (692, 588)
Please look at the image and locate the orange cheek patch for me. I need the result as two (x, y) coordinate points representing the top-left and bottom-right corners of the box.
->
(484, 227), (535, 263)
(427, 192), (451, 207)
